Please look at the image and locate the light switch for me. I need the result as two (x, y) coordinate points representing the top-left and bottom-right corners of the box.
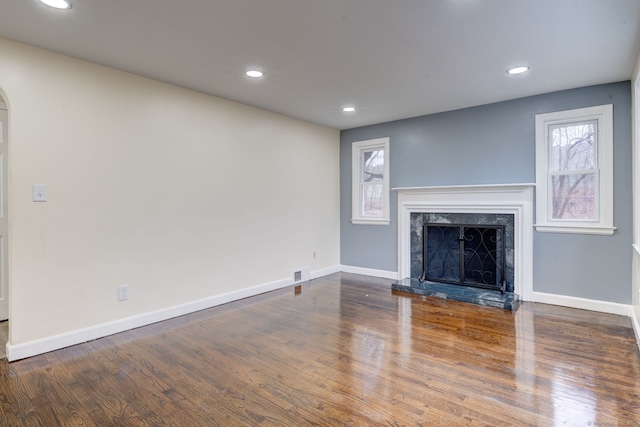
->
(33, 184), (47, 202)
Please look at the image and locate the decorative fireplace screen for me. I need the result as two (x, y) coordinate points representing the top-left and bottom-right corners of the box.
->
(421, 224), (506, 292)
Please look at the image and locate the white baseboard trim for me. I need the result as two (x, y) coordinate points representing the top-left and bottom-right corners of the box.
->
(8, 269), (636, 361)
(340, 265), (398, 280)
(6, 267), (340, 361)
(310, 265), (341, 280)
(532, 291), (633, 317)
(631, 307), (640, 353)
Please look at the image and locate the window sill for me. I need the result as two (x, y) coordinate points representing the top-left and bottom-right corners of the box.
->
(534, 224), (616, 235)
(351, 218), (391, 226)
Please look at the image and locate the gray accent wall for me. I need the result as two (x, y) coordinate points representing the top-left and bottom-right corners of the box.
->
(340, 81), (632, 304)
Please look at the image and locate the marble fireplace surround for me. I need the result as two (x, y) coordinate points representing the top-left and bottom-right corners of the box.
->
(395, 184), (535, 301)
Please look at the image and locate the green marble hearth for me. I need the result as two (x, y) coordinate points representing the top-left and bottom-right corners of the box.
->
(392, 278), (520, 311)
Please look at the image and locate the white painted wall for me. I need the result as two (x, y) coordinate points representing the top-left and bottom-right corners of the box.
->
(632, 51), (640, 346)
(0, 38), (340, 354)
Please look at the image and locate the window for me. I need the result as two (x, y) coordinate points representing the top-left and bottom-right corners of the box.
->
(535, 105), (615, 235)
(351, 137), (390, 225)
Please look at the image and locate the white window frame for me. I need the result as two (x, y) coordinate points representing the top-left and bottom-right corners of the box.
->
(534, 104), (615, 235)
(351, 137), (390, 225)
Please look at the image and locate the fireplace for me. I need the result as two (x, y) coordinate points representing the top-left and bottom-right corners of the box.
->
(392, 184), (534, 310)
(423, 223), (505, 291)
(411, 212), (515, 294)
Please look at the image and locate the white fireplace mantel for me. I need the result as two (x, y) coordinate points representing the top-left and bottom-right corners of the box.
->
(394, 183), (535, 301)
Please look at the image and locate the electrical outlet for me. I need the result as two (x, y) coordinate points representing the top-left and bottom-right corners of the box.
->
(33, 184), (48, 202)
(118, 284), (129, 301)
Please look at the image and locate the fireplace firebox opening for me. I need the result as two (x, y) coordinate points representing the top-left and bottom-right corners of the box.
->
(421, 223), (506, 293)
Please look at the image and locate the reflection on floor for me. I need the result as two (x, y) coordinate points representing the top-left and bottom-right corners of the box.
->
(0, 273), (638, 425)
(0, 321), (7, 359)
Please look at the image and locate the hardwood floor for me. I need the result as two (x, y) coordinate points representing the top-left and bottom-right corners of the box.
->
(0, 273), (639, 426)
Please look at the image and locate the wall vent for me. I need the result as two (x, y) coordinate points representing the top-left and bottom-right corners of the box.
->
(293, 267), (310, 284)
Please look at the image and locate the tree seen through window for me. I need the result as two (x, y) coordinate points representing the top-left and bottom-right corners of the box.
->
(362, 149), (384, 217)
(549, 121), (597, 220)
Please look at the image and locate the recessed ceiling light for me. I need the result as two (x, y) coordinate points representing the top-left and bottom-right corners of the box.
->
(245, 70), (264, 78)
(507, 66), (530, 75)
(342, 106), (356, 113)
(39, 0), (72, 9)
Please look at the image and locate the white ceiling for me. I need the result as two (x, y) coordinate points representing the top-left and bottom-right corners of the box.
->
(0, 0), (639, 130)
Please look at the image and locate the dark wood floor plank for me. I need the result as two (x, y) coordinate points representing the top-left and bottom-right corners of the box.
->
(1, 272), (639, 426)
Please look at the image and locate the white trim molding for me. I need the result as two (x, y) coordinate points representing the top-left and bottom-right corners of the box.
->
(631, 307), (640, 353)
(340, 265), (398, 280)
(310, 265), (342, 280)
(633, 72), (640, 248)
(351, 137), (391, 225)
(394, 183), (535, 301)
(532, 291), (634, 317)
(5, 266), (342, 361)
(534, 104), (615, 235)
